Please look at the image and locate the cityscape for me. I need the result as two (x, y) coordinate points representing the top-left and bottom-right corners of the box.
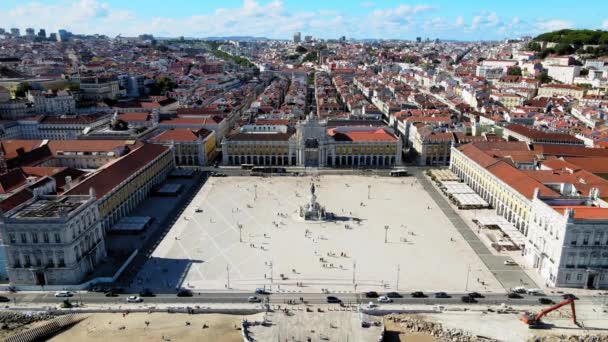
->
(1, 1), (608, 341)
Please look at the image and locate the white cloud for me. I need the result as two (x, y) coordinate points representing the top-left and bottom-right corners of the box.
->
(2, 0), (134, 35)
(536, 19), (572, 31)
(0, 0), (575, 40)
(455, 16), (464, 27)
(370, 4), (435, 22)
(470, 12), (501, 30)
(602, 19), (608, 29)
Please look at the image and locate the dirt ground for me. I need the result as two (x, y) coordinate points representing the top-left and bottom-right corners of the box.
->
(48, 312), (263, 342)
(383, 318), (440, 342)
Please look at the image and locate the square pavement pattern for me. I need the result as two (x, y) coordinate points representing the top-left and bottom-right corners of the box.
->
(133, 175), (506, 293)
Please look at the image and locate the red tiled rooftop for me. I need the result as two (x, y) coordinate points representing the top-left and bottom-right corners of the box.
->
(64, 144), (169, 198)
(553, 206), (608, 220)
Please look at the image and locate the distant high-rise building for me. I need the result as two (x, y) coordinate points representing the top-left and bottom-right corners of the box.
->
(57, 29), (69, 42)
(38, 29), (46, 38)
(304, 35), (312, 43)
(25, 28), (35, 38)
(340, 36), (346, 42)
(293, 32), (301, 44)
(416, 37), (422, 43)
(10, 28), (20, 37)
(0, 28), (5, 35)
(49, 32), (57, 41)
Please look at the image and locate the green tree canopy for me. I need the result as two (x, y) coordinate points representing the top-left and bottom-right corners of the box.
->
(507, 66), (522, 76)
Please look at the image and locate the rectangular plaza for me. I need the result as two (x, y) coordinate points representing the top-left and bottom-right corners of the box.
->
(134, 175), (504, 293)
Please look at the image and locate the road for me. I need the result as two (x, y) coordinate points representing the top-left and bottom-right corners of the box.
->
(3, 291), (591, 307)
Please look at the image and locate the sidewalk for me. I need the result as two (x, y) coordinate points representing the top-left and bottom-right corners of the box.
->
(416, 171), (538, 291)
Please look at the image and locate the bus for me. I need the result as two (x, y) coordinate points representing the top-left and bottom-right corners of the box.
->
(390, 169), (408, 177)
(241, 164), (254, 170)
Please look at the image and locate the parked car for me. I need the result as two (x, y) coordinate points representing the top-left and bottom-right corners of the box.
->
(538, 297), (554, 305)
(139, 289), (155, 297)
(54, 291), (72, 298)
(507, 292), (523, 299)
(0, 296), (11, 302)
(105, 291), (119, 297)
(467, 292), (484, 299)
(562, 293), (578, 300)
(177, 289), (193, 297)
(377, 296), (392, 303)
(461, 296), (476, 303)
(410, 291), (426, 298)
(326, 296), (341, 303)
(503, 260), (517, 266)
(255, 288), (270, 295)
(386, 292), (402, 298)
(195, 208), (203, 213)
(511, 286), (526, 294)
(434, 292), (451, 299)
(365, 291), (379, 298)
(526, 288), (542, 295)
(126, 296), (142, 303)
(248, 296), (261, 303)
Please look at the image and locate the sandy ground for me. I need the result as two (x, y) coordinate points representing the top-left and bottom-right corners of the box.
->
(248, 309), (382, 341)
(48, 313), (259, 342)
(135, 176), (502, 293)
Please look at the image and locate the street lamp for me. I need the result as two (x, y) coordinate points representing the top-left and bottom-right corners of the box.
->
(367, 185), (371, 200)
(254, 184), (258, 200)
(395, 264), (400, 290)
(384, 225), (389, 243)
(238, 224), (243, 243)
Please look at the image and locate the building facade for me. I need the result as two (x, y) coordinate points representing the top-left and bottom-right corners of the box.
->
(0, 190), (107, 285)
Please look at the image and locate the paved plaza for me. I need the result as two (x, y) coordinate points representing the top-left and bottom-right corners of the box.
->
(134, 175), (504, 293)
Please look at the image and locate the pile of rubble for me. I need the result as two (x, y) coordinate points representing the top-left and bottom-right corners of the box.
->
(529, 335), (608, 342)
(384, 314), (498, 342)
(0, 311), (54, 331)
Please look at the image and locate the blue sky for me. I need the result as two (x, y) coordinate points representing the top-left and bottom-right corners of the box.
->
(1, 0), (607, 40)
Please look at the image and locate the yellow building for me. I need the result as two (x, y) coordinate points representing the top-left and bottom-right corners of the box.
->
(450, 142), (551, 235)
(537, 84), (585, 99)
(65, 143), (175, 230)
(150, 128), (216, 166)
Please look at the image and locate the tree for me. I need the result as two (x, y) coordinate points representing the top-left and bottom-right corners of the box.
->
(536, 71), (552, 84)
(295, 46), (307, 54)
(14, 82), (31, 98)
(149, 77), (176, 95)
(303, 51), (318, 63)
(527, 42), (541, 52)
(403, 56), (416, 63)
(507, 66), (522, 76)
(555, 43), (574, 55)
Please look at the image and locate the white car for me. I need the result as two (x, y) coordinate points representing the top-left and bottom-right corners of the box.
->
(526, 288), (541, 295)
(248, 296), (261, 303)
(511, 286), (526, 294)
(54, 291), (72, 298)
(366, 301), (378, 309)
(377, 296), (392, 303)
(504, 260), (517, 266)
(126, 295), (143, 303)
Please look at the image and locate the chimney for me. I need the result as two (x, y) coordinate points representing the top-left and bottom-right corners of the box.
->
(89, 187), (96, 199)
